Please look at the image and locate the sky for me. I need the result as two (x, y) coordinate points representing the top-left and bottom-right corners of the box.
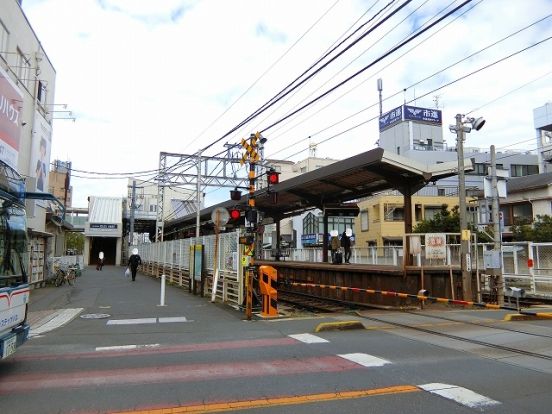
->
(20, 0), (552, 208)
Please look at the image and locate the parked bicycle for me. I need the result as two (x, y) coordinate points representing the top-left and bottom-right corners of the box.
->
(53, 261), (77, 287)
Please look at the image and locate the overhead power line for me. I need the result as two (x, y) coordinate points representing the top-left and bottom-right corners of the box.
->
(273, 34), (552, 161)
(259, 0), (475, 133)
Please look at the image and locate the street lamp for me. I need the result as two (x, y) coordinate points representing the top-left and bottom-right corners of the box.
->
(449, 114), (485, 301)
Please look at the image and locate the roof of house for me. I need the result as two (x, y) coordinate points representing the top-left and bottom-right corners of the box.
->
(507, 172), (552, 194)
(88, 197), (122, 224)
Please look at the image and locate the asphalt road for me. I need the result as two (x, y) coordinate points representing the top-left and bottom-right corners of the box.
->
(2, 265), (552, 414)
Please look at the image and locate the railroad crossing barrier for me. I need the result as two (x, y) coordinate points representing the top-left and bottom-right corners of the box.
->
(259, 265), (278, 317)
(286, 281), (552, 319)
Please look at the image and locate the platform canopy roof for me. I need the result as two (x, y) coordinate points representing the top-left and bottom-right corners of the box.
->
(163, 147), (469, 237)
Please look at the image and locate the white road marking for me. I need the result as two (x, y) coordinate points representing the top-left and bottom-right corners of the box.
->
(107, 318), (157, 325)
(106, 316), (191, 325)
(419, 383), (500, 409)
(289, 333), (329, 344)
(29, 308), (83, 337)
(338, 353), (391, 367)
(158, 316), (188, 323)
(95, 344), (160, 352)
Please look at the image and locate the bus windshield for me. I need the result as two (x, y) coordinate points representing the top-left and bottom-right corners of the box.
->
(0, 199), (28, 287)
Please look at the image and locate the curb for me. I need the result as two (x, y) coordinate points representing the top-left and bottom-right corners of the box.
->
(314, 320), (365, 332)
(504, 313), (552, 321)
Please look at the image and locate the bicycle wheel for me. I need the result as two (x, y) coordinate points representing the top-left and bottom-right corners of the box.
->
(55, 270), (65, 287)
(67, 270), (75, 286)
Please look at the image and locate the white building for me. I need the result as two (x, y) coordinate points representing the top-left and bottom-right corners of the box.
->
(535, 102), (552, 174)
(1, 1), (57, 283)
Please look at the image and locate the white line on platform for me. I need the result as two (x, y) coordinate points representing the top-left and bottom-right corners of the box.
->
(107, 318), (157, 325)
(419, 383), (500, 409)
(338, 353), (391, 367)
(158, 317), (188, 323)
(95, 344), (160, 352)
(29, 308), (84, 337)
(289, 333), (329, 344)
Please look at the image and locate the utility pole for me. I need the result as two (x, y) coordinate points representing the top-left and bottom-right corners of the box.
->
(377, 78), (383, 116)
(129, 180), (136, 246)
(450, 113), (486, 302)
(455, 114), (472, 301)
(491, 145), (504, 305)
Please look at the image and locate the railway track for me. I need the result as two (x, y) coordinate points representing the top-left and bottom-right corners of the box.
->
(278, 289), (372, 313)
(280, 288), (552, 362)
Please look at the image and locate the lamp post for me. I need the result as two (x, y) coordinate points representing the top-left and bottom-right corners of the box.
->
(450, 114), (485, 301)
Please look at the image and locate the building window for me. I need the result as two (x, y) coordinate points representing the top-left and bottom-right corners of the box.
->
(360, 210), (369, 231)
(303, 212), (316, 235)
(437, 188), (445, 196)
(0, 20), (8, 61)
(512, 202), (532, 225)
(472, 163), (487, 175)
(510, 164), (539, 177)
(425, 206), (444, 220)
(37, 80), (47, 104)
(384, 204), (404, 221)
(149, 204), (157, 212)
(16, 49), (31, 89)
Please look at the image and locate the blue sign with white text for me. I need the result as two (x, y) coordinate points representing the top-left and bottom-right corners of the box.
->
(403, 105), (442, 124)
(379, 106), (403, 131)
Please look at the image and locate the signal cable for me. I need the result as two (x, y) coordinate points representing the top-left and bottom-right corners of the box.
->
(259, 0), (475, 134)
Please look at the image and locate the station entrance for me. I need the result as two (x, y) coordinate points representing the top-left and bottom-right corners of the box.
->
(89, 237), (117, 266)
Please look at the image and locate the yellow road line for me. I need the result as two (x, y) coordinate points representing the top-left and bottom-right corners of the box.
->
(111, 385), (420, 414)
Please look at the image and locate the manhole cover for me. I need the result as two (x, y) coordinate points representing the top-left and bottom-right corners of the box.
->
(80, 313), (111, 319)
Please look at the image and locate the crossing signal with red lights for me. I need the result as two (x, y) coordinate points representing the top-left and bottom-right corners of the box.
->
(229, 208), (241, 221)
(267, 170), (280, 185)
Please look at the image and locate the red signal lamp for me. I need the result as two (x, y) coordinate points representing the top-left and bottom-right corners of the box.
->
(267, 170), (280, 185)
(229, 208), (241, 221)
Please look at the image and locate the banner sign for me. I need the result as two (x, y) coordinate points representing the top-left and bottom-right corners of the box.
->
(403, 105), (442, 124)
(90, 223), (118, 229)
(425, 233), (447, 260)
(0, 66), (23, 169)
(379, 105), (442, 131)
(379, 106), (403, 131)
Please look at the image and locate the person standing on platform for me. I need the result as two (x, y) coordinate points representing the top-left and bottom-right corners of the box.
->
(330, 231), (341, 263)
(341, 230), (352, 264)
(128, 248), (142, 281)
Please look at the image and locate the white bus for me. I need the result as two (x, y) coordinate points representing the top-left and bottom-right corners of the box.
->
(0, 161), (30, 359)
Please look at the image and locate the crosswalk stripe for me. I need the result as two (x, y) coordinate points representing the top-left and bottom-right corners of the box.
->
(419, 383), (500, 408)
(107, 318), (156, 325)
(95, 344), (160, 352)
(158, 316), (188, 323)
(338, 353), (391, 367)
(289, 333), (329, 343)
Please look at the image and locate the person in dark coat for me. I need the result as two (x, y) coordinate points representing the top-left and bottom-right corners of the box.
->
(128, 248), (142, 281)
(341, 231), (352, 264)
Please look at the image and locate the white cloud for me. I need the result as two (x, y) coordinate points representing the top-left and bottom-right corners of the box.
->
(21, 0), (552, 207)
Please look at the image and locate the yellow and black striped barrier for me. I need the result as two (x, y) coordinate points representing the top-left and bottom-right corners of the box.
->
(287, 281), (552, 319)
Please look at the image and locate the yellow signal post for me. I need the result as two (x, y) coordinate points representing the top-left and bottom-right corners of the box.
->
(239, 132), (261, 320)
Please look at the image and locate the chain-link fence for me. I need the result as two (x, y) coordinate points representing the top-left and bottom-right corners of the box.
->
(135, 232), (242, 306)
(476, 242), (552, 298)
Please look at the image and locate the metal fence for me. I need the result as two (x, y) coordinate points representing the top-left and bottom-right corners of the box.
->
(137, 232), (552, 301)
(261, 246), (406, 266)
(136, 232), (242, 306)
(477, 242), (552, 297)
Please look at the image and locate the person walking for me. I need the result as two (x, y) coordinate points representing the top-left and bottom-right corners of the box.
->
(128, 248), (142, 281)
(341, 230), (352, 264)
(97, 251), (104, 271)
